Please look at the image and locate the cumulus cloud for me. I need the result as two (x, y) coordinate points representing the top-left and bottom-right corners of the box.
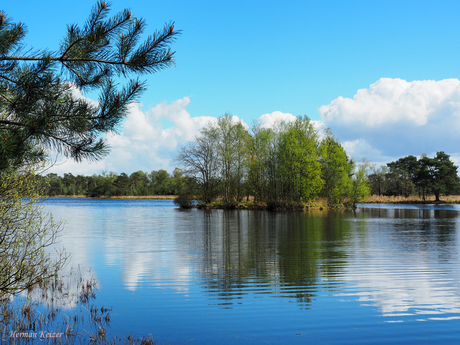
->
(257, 111), (297, 128)
(50, 76), (460, 176)
(47, 97), (249, 175)
(319, 78), (460, 163)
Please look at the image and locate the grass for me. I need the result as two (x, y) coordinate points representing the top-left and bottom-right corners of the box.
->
(363, 195), (460, 204)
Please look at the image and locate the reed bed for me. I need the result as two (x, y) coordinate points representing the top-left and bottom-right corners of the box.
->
(364, 195), (460, 204)
(0, 267), (156, 344)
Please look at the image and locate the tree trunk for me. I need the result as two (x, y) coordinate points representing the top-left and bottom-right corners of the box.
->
(435, 191), (440, 202)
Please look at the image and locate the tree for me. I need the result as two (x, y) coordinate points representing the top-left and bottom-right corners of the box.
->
(347, 161), (370, 204)
(63, 173), (77, 195)
(215, 115), (235, 201)
(129, 170), (149, 195)
(430, 151), (459, 201)
(384, 152), (460, 201)
(246, 125), (274, 202)
(0, 2), (179, 296)
(150, 169), (172, 195)
(385, 167), (414, 197)
(368, 165), (388, 196)
(175, 115), (367, 208)
(176, 124), (221, 203)
(171, 168), (185, 195)
(0, 171), (67, 295)
(277, 116), (323, 203)
(46, 173), (64, 196)
(385, 155), (418, 197)
(0, 1), (179, 171)
(319, 132), (353, 206)
(114, 172), (130, 195)
(214, 114), (249, 202)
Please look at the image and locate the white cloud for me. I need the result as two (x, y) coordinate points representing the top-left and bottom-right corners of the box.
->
(319, 78), (460, 164)
(334, 215), (460, 320)
(342, 139), (393, 164)
(47, 97), (249, 175)
(257, 111), (297, 129)
(49, 77), (460, 176)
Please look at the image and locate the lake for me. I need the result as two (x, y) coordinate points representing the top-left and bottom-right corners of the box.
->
(40, 198), (460, 344)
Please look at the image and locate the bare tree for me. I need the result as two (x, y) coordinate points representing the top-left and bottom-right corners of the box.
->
(176, 125), (221, 203)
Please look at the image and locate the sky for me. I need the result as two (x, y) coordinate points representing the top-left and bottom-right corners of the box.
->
(4, 0), (460, 175)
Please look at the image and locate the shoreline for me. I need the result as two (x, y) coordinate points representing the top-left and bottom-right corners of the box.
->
(46, 195), (460, 206)
(48, 195), (178, 200)
(361, 200), (457, 204)
(362, 195), (460, 204)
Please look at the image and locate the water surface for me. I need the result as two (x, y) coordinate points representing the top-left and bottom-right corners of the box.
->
(42, 199), (460, 344)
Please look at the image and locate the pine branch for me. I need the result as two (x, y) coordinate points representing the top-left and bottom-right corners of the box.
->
(1, 55), (141, 65)
(0, 2), (179, 170)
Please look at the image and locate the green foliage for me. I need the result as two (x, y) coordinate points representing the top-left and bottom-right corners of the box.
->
(277, 117), (323, 202)
(426, 152), (460, 201)
(0, 1), (179, 306)
(246, 126), (274, 202)
(173, 176), (198, 208)
(0, 171), (67, 296)
(349, 164), (370, 204)
(319, 132), (353, 206)
(176, 115), (368, 208)
(215, 114), (251, 202)
(35, 169), (183, 197)
(367, 165), (388, 196)
(368, 151), (460, 200)
(0, 1), (179, 171)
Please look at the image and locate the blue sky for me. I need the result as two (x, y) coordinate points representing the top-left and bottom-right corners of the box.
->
(4, 0), (460, 175)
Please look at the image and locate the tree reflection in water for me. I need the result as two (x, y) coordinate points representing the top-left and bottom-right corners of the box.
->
(197, 210), (354, 309)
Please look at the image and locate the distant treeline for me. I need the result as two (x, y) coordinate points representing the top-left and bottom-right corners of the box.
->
(37, 120), (458, 205)
(367, 152), (460, 201)
(175, 114), (369, 208)
(35, 169), (184, 197)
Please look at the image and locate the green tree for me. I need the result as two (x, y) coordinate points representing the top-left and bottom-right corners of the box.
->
(349, 163), (370, 204)
(214, 114), (250, 202)
(75, 174), (88, 195)
(176, 115), (367, 208)
(0, 171), (67, 295)
(129, 170), (149, 195)
(0, 2), (178, 296)
(319, 132), (353, 206)
(246, 126), (274, 202)
(215, 115), (235, 202)
(416, 155), (433, 200)
(171, 167), (185, 195)
(385, 153), (459, 201)
(0, 1), (179, 171)
(385, 168), (414, 197)
(114, 172), (129, 195)
(150, 169), (172, 195)
(86, 173), (113, 197)
(431, 151), (460, 201)
(277, 116), (323, 203)
(63, 173), (77, 195)
(386, 155), (418, 197)
(46, 173), (64, 196)
(368, 165), (388, 196)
